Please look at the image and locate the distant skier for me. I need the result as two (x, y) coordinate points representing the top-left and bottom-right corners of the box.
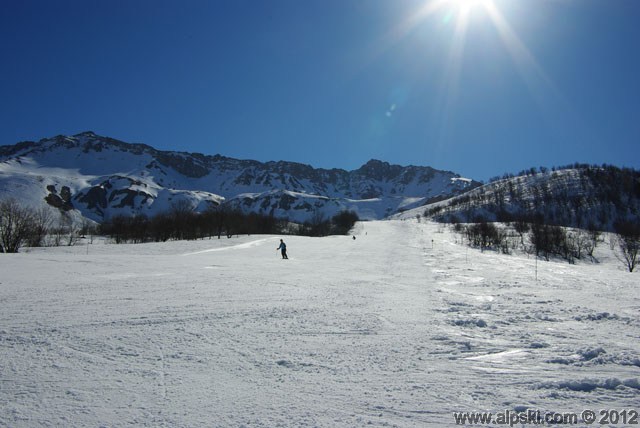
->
(277, 239), (288, 259)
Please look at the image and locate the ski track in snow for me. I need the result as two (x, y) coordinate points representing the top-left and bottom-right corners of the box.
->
(0, 220), (638, 427)
(181, 238), (277, 256)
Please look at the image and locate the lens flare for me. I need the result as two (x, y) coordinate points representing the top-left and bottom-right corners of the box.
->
(358, 0), (572, 157)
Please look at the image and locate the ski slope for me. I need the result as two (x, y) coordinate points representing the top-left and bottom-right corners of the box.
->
(0, 220), (638, 427)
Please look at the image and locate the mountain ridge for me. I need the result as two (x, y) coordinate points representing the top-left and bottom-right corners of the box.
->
(0, 131), (479, 223)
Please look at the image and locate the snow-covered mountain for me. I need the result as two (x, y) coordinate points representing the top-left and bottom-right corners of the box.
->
(0, 132), (479, 223)
(417, 165), (640, 232)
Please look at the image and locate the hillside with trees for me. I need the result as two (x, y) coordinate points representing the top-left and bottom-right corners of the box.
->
(423, 164), (640, 271)
(426, 164), (640, 232)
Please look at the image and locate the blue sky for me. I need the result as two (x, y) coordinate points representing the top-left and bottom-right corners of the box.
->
(1, 0), (639, 180)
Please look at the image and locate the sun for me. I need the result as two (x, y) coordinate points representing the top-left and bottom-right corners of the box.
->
(389, 0), (494, 37)
(449, 0), (494, 13)
(379, 0), (558, 150)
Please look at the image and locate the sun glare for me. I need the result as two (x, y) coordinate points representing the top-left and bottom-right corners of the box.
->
(371, 0), (563, 151)
(412, 0), (493, 21)
(450, 0), (493, 13)
(379, 0), (563, 152)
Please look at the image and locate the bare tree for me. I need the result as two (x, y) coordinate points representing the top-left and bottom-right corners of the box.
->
(614, 221), (640, 272)
(45, 212), (80, 247)
(59, 213), (80, 246)
(512, 217), (530, 248)
(79, 217), (98, 243)
(584, 222), (601, 260)
(170, 199), (195, 240)
(0, 198), (35, 253)
(306, 210), (330, 237)
(26, 206), (53, 247)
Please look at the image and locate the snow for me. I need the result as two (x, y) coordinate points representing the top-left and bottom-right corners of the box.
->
(1, 220), (638, 427)
(450, 177), (472, 184)
(2, 135), (477, 223)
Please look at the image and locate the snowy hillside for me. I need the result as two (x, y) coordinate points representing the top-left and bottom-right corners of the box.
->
(418, 166), (640, 232)
(1, 219), (638, 427)
(0, 132), (479, 223)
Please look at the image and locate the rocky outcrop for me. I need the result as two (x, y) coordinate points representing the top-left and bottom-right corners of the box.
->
(44, 185), (74, 211)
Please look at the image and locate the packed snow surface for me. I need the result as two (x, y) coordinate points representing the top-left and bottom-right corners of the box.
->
(1, 220), (638, 427)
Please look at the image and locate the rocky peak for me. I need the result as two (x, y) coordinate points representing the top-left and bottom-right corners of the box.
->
(354, 159), (404, 181)
(75, 131), (98, 139)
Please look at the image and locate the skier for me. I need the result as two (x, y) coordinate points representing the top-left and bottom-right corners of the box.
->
(277, 239), (288, 259)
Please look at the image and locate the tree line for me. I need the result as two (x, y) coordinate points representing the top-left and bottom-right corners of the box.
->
(451, 215), (639, 272)
(0, 196), (359, 252)
(99, 204), (359, 244)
